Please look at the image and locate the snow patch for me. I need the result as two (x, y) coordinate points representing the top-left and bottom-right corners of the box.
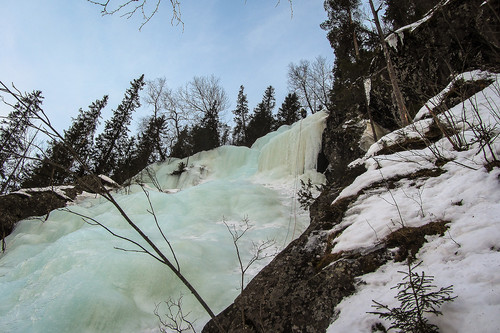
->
(12, 185), (75, 201)
(327, 66), (500, 332)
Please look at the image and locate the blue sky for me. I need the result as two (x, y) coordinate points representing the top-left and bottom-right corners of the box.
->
(1, 0), (333, 131)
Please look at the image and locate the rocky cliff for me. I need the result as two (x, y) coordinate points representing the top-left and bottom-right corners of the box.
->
(323, 0), (500, 183)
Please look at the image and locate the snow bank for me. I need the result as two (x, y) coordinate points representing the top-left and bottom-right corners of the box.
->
(327, 73), (500, 332)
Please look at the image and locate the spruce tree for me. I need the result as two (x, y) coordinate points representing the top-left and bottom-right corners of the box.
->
(0, 91), (42, 193)
(113, 135), (138, 183)
(115, 114), (168, 182)
(246, 86), (276, 146)
(67, 96), (108, 177)
(170, 126), (193, 159)
(93, 74), (145, 178)
(276, 92), (301, 128)
(384, 0), (440, 30)
(232, 85), (250, 146)
(22, 96), (108, 187)
(321, 0), (377, 124)
(191, 108), (220, 154)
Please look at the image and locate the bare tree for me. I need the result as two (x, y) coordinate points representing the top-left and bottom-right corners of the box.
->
(223, 216), (276, 328)
(179, 75), (229, 120)
(287, 56), (333, 114)
(166, 87), (195, 141)
(144, 78), (199, 157)
(155, 294), (198, 333)
(310, 56), (334, 109)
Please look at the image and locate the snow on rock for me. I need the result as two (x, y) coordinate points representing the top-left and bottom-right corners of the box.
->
(414, 70), (498, 121)
(327, 71), (500, 332)
(98, 174), (120, 188)
(12, 185), (75, 201)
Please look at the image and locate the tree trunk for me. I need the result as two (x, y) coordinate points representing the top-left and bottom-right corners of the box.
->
(349, 5), (377, 140)
(368, 0), (411, 126)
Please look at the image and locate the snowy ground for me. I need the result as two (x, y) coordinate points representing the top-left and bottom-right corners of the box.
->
(327, 72), (500, 332)
(0, 112), (327, 332)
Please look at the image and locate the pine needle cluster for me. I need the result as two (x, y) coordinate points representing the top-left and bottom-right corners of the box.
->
(369, 260), (457, 333)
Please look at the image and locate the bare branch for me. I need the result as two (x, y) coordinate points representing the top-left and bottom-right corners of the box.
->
(141, 185), (180, 271)
(155, 294), (197, 333)
(87, 0), (182, 30)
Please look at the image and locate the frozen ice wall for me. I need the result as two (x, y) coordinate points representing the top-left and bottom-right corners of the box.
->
(257, 111), (328, 181)
(0, 112), (328, 332)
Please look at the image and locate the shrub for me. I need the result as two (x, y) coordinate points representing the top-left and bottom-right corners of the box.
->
(369, 260), (456, 333)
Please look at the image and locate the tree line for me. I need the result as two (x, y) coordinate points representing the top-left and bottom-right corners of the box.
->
(0, 61), (331, 191)
(321, 0), (441, 129)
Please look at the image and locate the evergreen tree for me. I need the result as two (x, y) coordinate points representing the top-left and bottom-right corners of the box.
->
(0, 91), (42, 193)
(276, 92), (301, 128)
(191, 107), (220, 154)
(232, 85), (250, 146)
(170, 126), (193, 159)
(115, 113), (169, 182)
(246, 86), (276, 146)
(66, 96), (107, 176)
(113, 135), (138, 183)
(219, 122), (231, 146)
(384, 0), (440, 30)
(93, 75), (145, 178)
(23, 96), (107, 187)
(321, 0), (376, 123)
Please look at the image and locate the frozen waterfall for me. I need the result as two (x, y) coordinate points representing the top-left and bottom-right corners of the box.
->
(0, 111), (328, 332)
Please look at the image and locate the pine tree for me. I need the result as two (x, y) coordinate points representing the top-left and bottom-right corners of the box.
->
(0, 91), (42, 193)
(276, 92), (301, 128)
(384, 0), (440, 30)
(170, 126), (193, 159)
(93, 75), (145, 178)
(321, 0), (376, 123)
(191, 108), (220, 154)
(232, 85), (250, 146)
(246, 86), (276, 146)
(22, 96), (108, 188)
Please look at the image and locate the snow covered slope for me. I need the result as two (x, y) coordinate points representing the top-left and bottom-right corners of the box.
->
(0, 112), (327, 332)
(327, 72), (500, 332)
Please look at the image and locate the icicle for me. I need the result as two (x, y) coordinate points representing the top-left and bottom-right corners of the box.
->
(257, 111), (328, 177)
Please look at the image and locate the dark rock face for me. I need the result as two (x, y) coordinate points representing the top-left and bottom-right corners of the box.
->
(322, 0), (500, 182)
(0, 174), (120, 244)
(203, 193), (388, 333)
(322, 113), (366, 183)
(0, 188), (77, 246)
(203, 167), (449, 332)
(370, 0), (500, 130)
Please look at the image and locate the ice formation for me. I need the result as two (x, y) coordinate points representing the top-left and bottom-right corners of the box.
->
(0, 111), (328, 332)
